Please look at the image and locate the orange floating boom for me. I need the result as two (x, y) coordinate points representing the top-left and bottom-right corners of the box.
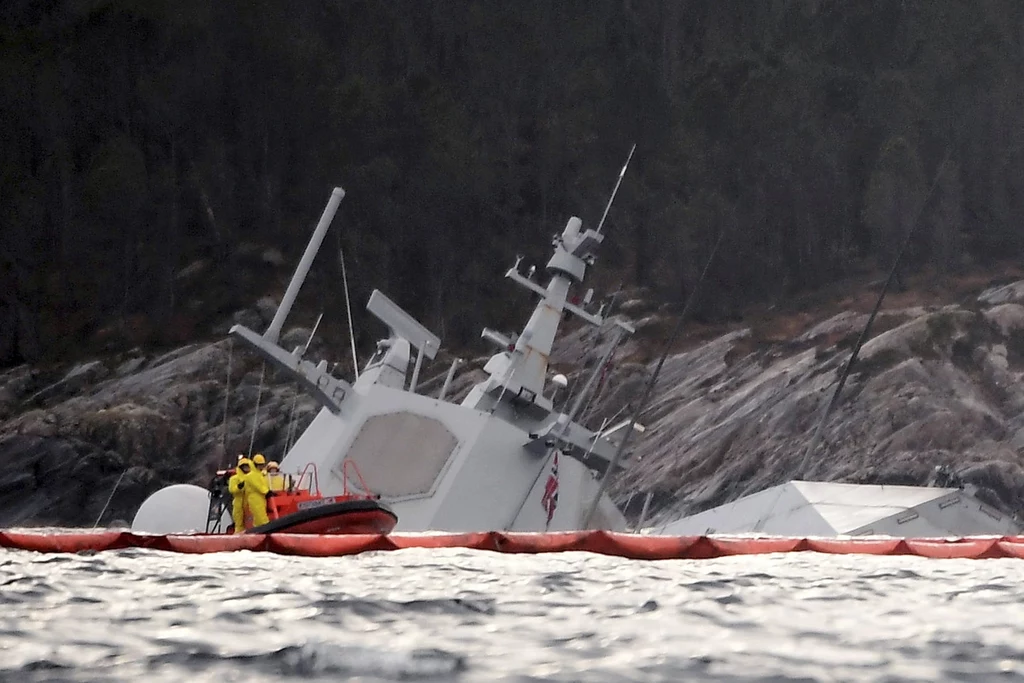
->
(1, 531), (1024, 559)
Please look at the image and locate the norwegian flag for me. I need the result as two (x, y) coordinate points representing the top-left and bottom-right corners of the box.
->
(541, 452), (559, 525)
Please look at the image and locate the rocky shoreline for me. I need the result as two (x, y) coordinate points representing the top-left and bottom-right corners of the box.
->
(3, 280), (1024, 529)
(0, 327), (322, 528)
(597, 280), (1024, 525)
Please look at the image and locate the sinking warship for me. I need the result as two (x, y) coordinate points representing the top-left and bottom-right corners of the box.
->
(126, 162), (1024, 540)
(134, 166), (639, 533)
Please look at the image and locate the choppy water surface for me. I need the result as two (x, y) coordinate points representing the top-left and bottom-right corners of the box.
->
(2, 545), (1023, 682)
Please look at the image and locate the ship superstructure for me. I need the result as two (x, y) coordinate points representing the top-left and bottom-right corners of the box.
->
(135, 182), (637, 533)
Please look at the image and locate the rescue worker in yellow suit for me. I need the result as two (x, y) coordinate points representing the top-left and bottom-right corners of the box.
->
(265, 461), (290, 492)
(244, 454), (271, 528)
(228, 457), (253, 534)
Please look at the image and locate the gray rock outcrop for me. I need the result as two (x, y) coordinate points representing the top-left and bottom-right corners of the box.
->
(3, 280), (1024, 530)
(586, 290), (1024, 526)
(0, 335), (319, 527)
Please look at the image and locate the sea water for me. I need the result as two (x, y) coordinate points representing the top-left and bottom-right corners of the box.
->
(2, 545), (1022, 682)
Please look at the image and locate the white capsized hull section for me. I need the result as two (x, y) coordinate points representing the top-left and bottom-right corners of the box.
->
(652, 480), (1022, 538)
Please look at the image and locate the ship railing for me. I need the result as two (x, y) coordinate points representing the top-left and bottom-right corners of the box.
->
(341, 458), (373, 497)
(293, 462), (321, 497)
(285, 461), (373, 499)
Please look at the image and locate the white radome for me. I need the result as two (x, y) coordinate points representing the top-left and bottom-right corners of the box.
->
(131, 484), (221, 534)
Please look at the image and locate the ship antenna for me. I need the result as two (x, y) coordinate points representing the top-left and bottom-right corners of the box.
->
(340, 245), (360, 381)
(583, 228), (725, 528)
(596, 143), (636, 234)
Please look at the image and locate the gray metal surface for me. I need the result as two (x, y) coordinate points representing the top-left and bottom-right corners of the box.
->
(655, 480), (1021, 537)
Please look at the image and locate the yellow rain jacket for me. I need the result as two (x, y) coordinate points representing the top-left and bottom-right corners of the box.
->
(243, 460), (271, 528)
(228, 458), (252, 534)
(266, 463), (290, 492)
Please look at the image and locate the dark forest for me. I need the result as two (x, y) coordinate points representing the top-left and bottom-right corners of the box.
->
(3, 1), (1024, 367)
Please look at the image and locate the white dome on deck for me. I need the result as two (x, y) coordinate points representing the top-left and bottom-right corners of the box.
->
(131, 484), (220, 534)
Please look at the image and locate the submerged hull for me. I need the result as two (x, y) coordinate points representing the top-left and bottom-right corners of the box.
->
(654, 480), (1022, 538)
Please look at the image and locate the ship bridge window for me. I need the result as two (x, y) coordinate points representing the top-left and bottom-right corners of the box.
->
(336, 412), (457, 498)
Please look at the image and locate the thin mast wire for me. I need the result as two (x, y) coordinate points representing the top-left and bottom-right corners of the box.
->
(752, 151), (952, 531)
(796, 150), (952, 476)
(583, 229), (726, 527)
(221, 341), (233, 466)
(93, 469), (129, 528)
(247, 361), (266, 457)
(285, 388), (300, 452)
(340, 246), (360, 381)
(284, 312), (323, 454)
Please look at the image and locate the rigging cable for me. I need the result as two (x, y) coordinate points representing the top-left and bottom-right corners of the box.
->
(796, 150), (952, 477)
(340, 246), (360, 381)
(583, 228), (726, 528)
(247, 361), (267, 458)
(284, 387), (300, 452)
(221, 340), (234, 466)
(752, 151), (952, 531)
(562, 285), (623, 412)
(93, 468), (129, 529)
(579, 358), (614, 424)
(284, 312), (324, 453)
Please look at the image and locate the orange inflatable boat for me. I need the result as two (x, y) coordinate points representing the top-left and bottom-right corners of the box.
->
(207, 461), (397, 536)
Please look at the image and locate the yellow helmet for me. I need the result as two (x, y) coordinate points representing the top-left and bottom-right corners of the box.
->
(252, 453), (266, 466)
